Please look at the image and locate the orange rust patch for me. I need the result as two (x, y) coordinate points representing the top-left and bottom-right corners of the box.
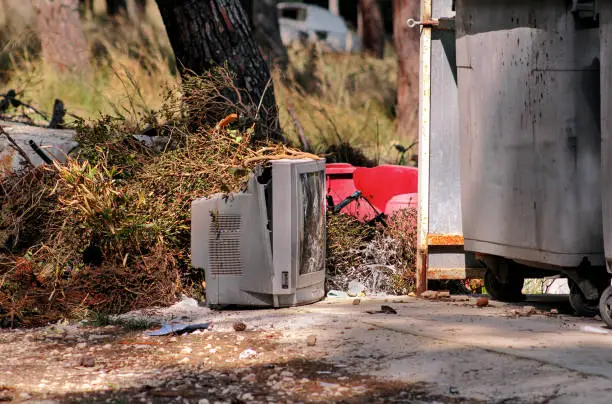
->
(427, 234), (464, 246)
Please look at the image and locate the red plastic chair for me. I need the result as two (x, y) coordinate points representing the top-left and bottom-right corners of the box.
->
(353, 165), (418, 215)
(325, 163), (376, 221)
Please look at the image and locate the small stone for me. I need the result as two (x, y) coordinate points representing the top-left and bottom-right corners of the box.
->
(198, 400), (210, 404)
(520, 306), (537, 316)
(79, 355), (95, 367)
(102, 344), (112, 349)
(76, 342), (87, 349)
(421, 290), (439, 299)
(352, 298), (361, 305)
(306, 335), (317, 346)
(233, 322), (247, 332)
(181, 347), (193, 354)
(476, 297), (489, 307)
(280, 371), (293, 377)
(19, 392), (31, 400)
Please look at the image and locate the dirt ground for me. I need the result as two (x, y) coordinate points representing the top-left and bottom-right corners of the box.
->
(1, 294), (612, 403)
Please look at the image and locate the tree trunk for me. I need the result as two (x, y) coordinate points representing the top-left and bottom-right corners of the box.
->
(393, 0), (420, 145)
(155, 0), (282, 142)
(241, 0), (288, 70)
(106, 0), (127, 16)
(35, 0), (90, 76)
(78, 0), (94, 18)
(359, 0), (384, 59)
(135, 0), (147, 19)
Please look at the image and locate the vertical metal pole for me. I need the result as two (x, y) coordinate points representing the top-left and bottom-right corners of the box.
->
(416, 0), (432, 295)
(329, 0), (340, 16)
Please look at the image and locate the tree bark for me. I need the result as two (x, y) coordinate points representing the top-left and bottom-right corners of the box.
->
(134, 0), (147, 19)
(393, 0), (420, 144)
(359, 0), (384, 59)
(106, 0), (127, 16)
(78, 0), (94, 18)
(35, 0), (90, 76)
(155, 0), (282, 142)
(241, 0), (288, 70)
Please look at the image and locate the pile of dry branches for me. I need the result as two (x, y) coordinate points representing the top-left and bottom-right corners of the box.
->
(0, 69), (318, 327)
(326, 208), (417, 295)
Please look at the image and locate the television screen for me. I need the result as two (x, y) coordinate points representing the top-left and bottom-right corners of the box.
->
(298, 171), (326, 275)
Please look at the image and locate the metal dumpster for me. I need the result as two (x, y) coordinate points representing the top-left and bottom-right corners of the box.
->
(456, 0), (608, 312)
(599, 1), (612, 326)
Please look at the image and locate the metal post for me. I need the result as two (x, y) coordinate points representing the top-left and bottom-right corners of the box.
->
(328, 0), (339, 16)
(416, 0), (432, 295)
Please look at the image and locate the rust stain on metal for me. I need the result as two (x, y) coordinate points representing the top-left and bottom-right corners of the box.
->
(416, 249), (428, 295)
(427, 234), (464, 246)
(427, 267), (486, 280)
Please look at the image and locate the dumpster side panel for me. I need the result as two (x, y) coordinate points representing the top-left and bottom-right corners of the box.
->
(601, 2), (612, 272)
(456, 0), (603, 268)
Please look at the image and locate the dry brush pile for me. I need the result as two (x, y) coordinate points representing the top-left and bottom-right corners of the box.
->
(0, 69), (416, 328)
(326, 209), (417, 295)
(0, 70), (320, 327)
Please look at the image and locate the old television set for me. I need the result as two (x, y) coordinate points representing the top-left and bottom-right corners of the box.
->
(191, 159), (326, 308)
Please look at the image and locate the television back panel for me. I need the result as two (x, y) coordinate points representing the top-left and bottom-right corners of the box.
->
(191, 160), (326, 308)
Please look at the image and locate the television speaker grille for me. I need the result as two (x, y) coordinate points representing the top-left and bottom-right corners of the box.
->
(209, 214), (242, 276)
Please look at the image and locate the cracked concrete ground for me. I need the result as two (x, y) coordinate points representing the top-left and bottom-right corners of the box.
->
(1, 295), (612, 403)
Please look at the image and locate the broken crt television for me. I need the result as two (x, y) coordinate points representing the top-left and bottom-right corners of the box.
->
(191, 159), (326, 308)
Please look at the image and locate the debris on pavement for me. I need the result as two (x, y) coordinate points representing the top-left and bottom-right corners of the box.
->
(348, 280), (367, 297)
(306, 335), (317, 346)
(239, 348), (258, 359)
(581, 325), (611, 335)
(521, 306), (537, 316)
(366, 305), (398, 315)
(233, 321), (247, 332)
(352, 298), (361, 305)
(476, 297), (489, 307)
(327, 290), (350, 298)
(421, 290), (451, 300)
(78, 355), (96, 367)
(147, 322), (210, 336)
(507, 306), (538, 318)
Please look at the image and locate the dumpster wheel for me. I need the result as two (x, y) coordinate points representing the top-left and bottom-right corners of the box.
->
(598, 285), (612, 327)
(568, 280), (599, 317)
(483, 268), (524, 302)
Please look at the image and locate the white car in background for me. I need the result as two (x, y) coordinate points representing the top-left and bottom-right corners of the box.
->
(278, 2), (362, 53)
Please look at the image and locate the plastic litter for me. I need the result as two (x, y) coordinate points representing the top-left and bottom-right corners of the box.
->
(348, 280), (366, 297)
(239, 348), (258, 359)
(327, 290), (349, 298)
(147, 322), (210, 336)
(580, 325), (610, 335)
